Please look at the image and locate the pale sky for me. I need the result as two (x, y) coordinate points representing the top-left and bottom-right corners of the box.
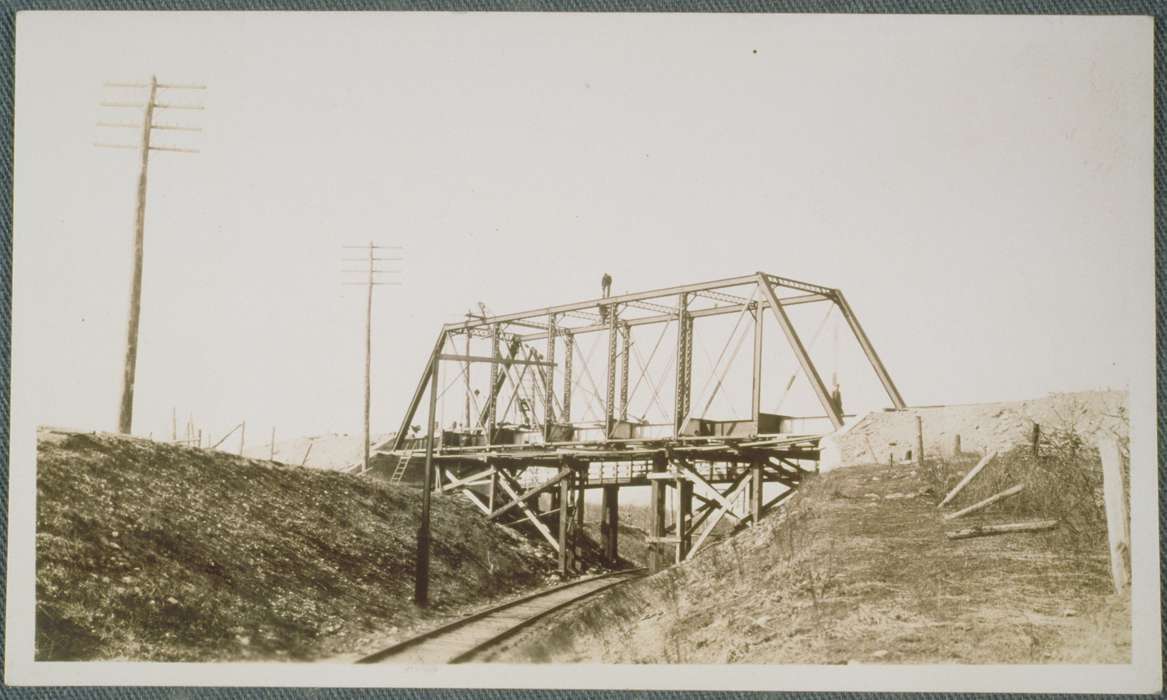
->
(12, 12), (1153, 448)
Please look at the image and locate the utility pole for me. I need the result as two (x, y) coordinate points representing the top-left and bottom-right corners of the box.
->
(415, 354), (440, 606)
(342, 243), (402, 474)
(96, 76), (205, 435)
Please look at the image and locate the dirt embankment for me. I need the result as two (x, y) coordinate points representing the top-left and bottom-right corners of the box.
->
(492, 446), (1130, 664)
(36, 428), (555, 662)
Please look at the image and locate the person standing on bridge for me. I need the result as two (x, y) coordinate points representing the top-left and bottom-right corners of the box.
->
(600, 272), (612, 321)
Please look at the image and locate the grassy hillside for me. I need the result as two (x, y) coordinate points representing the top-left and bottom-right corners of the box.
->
(490, 446), (1129, 664)
(36, 428), (555, 662)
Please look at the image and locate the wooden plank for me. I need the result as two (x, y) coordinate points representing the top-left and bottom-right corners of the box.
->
(942, 483), (1024, 521)
(938, 451), (997, 508)
(1098, 434), (1130, 593)
(946, 519), (1058, 540)
(495, 473), (559, 552)
(438, 466), (495, 494)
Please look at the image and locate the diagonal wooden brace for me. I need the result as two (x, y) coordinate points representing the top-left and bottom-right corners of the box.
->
(489, 466), (573, 521)
(495, 470), (560, 552)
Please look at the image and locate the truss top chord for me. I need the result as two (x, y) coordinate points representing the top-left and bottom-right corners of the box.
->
(154, 102), (205, 111)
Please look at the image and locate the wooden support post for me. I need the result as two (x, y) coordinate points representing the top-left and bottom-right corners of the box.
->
(750, 462), (763, 527)
(677, 477), (692, 562)
(239, 420), (246, 456)
(648, 455), (668, 573)
(269, 426), (275, 462)
(601, 484), (619, 566)
(952, 433), (962, 457)
(1031, 423), (1041, 457)
(574, 466), (586, 572)
(488, 466), (497, 513)
(915, 415), (924, 467)
(558, 471), (573, 578)
(1098, 434), (1130, 593)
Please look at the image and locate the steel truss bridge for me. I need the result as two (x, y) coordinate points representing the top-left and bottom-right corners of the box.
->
(372, 271), (905, 576)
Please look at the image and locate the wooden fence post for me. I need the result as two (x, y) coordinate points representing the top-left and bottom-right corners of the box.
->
(915, 415), (924, 467)
(1097, 434), (1129, 593)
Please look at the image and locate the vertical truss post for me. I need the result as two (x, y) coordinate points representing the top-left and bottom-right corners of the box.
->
(562, 331), (574, 424)
(619, 323), (631, 421)
(751, 305), (763, 429)
(605, 305), (619, 437)
(673, 293), (692, 437)
(463, 332), (472, 429)
(832, 290), (906, 409)
(487, 324), (500, 443)
(755, 274), (843, 430)
(544, 314), (558, 440)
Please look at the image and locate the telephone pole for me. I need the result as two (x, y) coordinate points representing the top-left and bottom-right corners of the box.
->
(342, 243), (402, 474)
(96, 76), (205, 435)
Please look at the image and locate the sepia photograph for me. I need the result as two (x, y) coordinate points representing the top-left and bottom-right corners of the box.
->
(5, 10), (1159, 692)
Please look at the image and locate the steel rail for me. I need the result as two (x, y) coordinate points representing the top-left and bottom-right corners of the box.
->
(356, 569), (645, 664)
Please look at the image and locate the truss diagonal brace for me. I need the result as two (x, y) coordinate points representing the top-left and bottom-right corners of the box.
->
(391, 330), (448, 451)
(755, 273), (843, 430)
(832, 290), (906, 409)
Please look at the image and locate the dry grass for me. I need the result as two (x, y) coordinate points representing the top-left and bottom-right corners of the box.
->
(490, 451), (1129, 664)
(36, 428), (556, 661)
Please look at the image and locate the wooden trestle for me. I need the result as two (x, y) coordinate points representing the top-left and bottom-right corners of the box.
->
(412, 433), (819, 575)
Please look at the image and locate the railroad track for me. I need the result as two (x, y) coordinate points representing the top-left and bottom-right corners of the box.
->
(357, 569), (644, 664)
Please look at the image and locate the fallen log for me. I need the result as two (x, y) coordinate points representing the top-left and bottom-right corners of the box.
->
(943, 483), (1024, 521)
(946, 519), (1058, 540)
(938, 451), (997, 508)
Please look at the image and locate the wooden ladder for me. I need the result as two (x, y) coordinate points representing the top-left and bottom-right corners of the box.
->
(389, 449), (413, 484)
